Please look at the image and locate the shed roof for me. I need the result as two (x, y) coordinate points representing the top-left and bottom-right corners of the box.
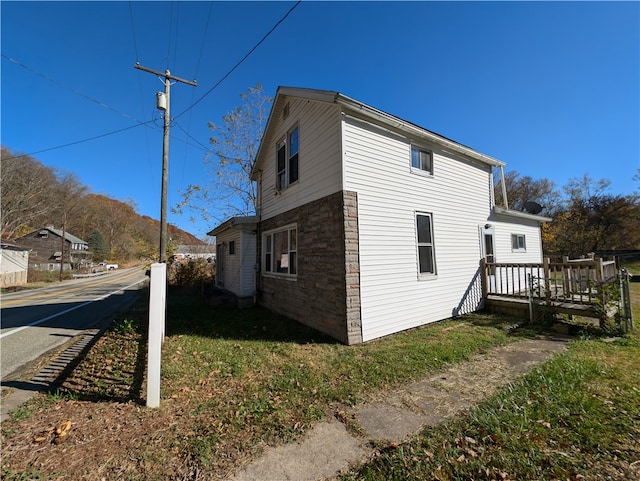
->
(207, 216), (258, 237)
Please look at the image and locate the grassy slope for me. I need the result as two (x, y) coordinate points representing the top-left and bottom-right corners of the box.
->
(2, 268), (637, 480)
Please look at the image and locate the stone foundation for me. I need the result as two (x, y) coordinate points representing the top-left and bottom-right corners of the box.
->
(258, 191), (362, 344)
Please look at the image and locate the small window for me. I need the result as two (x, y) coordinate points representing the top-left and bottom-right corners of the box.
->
(416, 213), (436, 275)
(511, 234), (526, 251)
(276, 141), (286, 190)
(288, 127), (299, 184)
(229, 240), (235, 255)
(411, 146), (433, 174)
(275, 126), (299, 190)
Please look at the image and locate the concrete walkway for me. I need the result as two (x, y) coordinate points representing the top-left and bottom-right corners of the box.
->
(228, 337), (568, 481)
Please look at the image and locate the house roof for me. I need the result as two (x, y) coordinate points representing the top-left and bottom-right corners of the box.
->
(250, 86), (505, 180)
(44, 227), (88, 245)
(18, 227), (88, 245)
(207, 216), (258, 237)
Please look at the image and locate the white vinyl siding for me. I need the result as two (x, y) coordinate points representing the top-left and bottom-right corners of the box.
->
(343, 116), (494, 342)
(215, 228), (256, 298)
(493, 220), (543, 264)
(258, 97), (343, 221)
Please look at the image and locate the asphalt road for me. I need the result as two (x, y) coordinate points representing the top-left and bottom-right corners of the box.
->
(0, 267), (149, 380)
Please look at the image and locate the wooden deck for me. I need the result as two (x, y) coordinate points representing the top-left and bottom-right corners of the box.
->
(481, 256), (619, 323)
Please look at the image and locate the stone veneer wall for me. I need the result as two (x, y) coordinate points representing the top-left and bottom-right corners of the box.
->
(258, 190), (362, 345)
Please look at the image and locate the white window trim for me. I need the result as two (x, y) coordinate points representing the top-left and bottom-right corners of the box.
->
(511, 233), (527, 252)
(416, 212), (437, 279)
(410, 144), (434, 177)
(262, 223), (298, 279)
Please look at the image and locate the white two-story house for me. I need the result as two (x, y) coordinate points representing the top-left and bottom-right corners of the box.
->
(209, 87), (550, 344)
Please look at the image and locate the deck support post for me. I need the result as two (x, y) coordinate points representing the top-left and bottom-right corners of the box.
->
(480, 258), (488, 301)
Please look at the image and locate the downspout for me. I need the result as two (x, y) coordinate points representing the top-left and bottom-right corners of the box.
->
(254, 170), (263, 305)
(499, 165), (509, 210)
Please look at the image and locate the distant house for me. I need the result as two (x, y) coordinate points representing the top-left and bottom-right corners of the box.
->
(0, 241), (29, 287)
(14, 226), (90, 271)
(209, 87), (550, 344)
(172, 244), (216, 263)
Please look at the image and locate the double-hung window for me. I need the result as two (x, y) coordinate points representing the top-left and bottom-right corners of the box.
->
(411, 145), (433, 175)
(276, 126), (299, 190)
(416, 213), (436, 275)
(511, 234), (526, 252)
(263, 225), (297, 276)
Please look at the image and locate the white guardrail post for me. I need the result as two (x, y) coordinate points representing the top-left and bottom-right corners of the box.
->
(147, 262), (167, 408)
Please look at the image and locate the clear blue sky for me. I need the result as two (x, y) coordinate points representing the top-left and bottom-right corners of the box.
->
(2, 1), (638, 239)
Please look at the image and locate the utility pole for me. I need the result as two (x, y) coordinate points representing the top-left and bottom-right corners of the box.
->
(134, 62), (196, 262)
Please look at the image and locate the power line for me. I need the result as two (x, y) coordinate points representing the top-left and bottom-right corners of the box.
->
(174, 120), (213, 153)
(194, 1), (214, 79)
(2, 54), (147, 126)
(180, 0), (214, 192)
(130, 1), (157, 193)
(174, 0), (301, 120)
(128, 0), (140, 61)
(2, 1), (300, 165)
(3, 122), (153, 161)
(166, 0), (175, 69)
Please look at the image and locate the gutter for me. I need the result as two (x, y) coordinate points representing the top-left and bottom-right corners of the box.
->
(493, 206), (552, 223)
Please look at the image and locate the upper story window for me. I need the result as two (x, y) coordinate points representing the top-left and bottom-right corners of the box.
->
(411, 145), (433, 175)
(229, 240), (236, 255)
(276, 126), (299, 190)
(511, 234), (526, 252)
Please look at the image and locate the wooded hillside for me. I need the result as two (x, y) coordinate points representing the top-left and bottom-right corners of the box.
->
(1, 146), (203, 262)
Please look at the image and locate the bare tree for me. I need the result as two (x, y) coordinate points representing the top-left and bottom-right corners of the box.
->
(494, 169), (561, 215)
(1, 147), (59, 238)
(175, 84), (272, 226)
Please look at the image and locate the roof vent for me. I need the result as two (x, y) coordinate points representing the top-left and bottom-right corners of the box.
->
(282, 102), (290, 119)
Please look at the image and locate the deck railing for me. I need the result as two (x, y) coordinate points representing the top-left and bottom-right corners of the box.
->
(481, 256), (617, 306)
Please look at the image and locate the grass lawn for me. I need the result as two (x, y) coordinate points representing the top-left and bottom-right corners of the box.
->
(1, 268), (638, 480)
(339, 267), (640, 481)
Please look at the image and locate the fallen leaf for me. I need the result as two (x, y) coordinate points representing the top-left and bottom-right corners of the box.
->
(56, 420), (72, 436)
(53, 420), (73, 444)
(537, 419), (551, 429)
